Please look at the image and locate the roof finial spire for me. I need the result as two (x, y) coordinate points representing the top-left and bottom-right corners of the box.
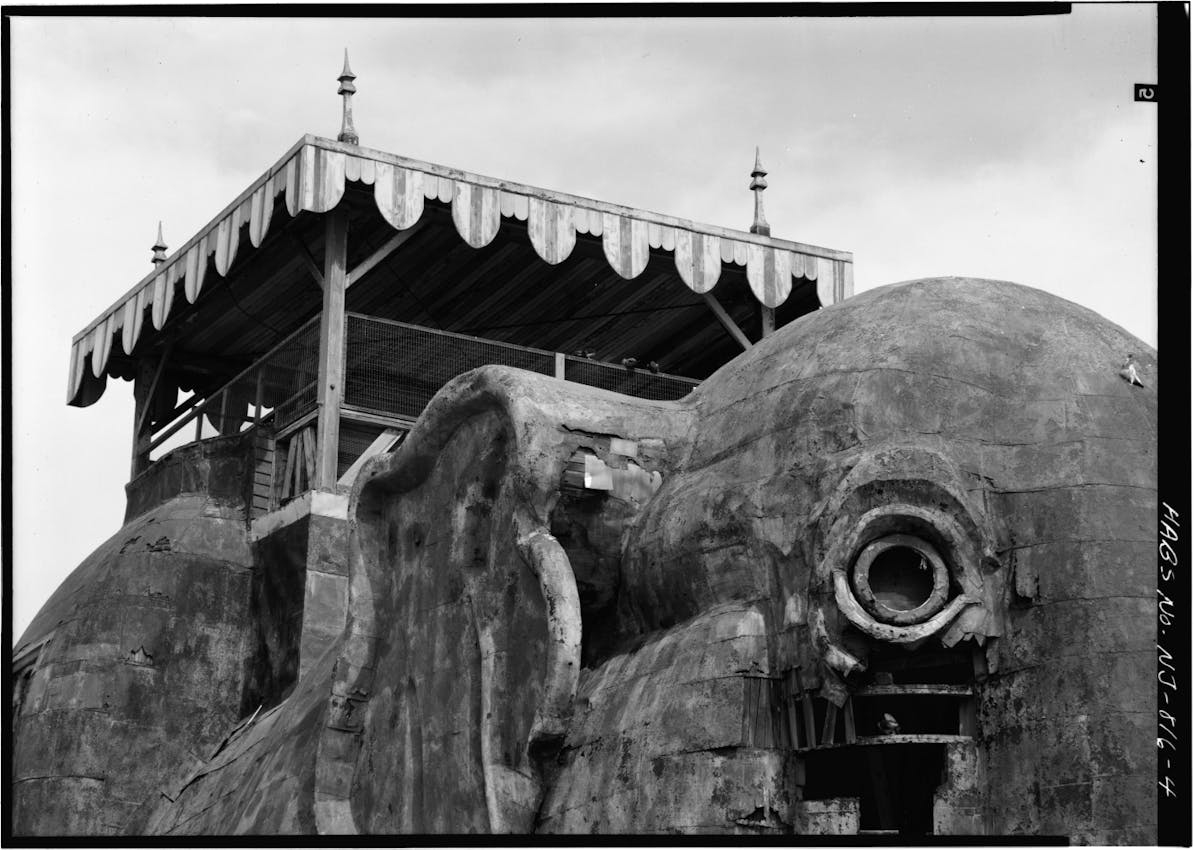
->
(151, 221), (168, 267)
(749, 147), (770, 236)
(337, 49), (359, 145)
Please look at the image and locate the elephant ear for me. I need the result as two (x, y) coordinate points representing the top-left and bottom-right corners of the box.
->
(313, 366), (694, 835)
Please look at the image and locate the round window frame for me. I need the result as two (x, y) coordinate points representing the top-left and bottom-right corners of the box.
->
(850, 533), (951, 626)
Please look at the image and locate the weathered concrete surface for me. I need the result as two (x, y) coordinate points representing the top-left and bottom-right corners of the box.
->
(11, 434), (262, 836)
(794, 797), (861, 834)
(249, 508), (349, 690)
(932, 740), (984, 834)
(131, 643), (338, 835)
(69, 278), (1155, 839)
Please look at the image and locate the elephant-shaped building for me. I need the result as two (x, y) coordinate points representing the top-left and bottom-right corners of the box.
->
(11, 62), (1157, 842)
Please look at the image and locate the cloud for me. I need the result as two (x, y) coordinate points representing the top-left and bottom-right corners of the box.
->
(8, 9), (1158, 639)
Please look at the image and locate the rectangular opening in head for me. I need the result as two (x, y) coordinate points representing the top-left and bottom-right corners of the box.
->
(802, 743), (947, 836)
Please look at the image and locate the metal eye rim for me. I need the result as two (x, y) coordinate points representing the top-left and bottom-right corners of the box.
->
(851, 533), (951, 626)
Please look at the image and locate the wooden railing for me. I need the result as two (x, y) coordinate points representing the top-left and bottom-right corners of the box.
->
(144, 313), (702, 518)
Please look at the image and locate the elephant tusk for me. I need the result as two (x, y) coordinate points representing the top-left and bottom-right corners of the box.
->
(520, 529), (583, 757)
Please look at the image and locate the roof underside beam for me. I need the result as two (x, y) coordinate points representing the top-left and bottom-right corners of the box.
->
(347, 223), (424, 288)
(701, 292), (752, 351)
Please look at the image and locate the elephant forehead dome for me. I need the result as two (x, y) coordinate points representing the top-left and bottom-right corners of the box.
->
(701, 277), (1151, 403)
(687, 277), (1155, 465)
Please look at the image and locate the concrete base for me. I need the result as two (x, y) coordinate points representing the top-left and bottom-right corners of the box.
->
(251, 490), (350, 683)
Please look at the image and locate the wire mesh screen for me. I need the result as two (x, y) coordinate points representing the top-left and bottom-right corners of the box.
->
(155, 311), (700, 512)
(259, 317), (322, 430)
(563, 356), (698, 400)
(338, 419), (388, 481)
(345, 314), (557, 419)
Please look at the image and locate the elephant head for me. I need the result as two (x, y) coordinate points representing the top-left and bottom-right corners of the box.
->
(145, 276), (1156, 841)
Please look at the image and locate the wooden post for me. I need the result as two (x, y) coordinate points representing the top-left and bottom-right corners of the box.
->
(130, 358), (156, 478)
(760, 305), (775, 338)
(315, 209), (349, 490)
(554, 352), (566, 380)
(253, 369), (265, 425)
(130, 344), (173, 478)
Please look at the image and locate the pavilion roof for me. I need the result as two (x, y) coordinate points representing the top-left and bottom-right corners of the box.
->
(68, 133), (853, 407)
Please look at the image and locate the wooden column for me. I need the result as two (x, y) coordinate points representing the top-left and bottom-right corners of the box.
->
(315, 209), (349, 490)
(129, 344), (172, 479)
(129, 357), (156, 479)
(760, 305), (776, 338)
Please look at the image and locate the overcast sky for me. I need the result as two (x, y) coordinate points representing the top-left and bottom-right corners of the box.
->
(10, 9), (1158, 640)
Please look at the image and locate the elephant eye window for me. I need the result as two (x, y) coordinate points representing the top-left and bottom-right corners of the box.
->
(850, 534), (950, 626)
(869, 545), (933, 611)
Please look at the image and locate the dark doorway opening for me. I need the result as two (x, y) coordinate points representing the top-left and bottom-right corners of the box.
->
(803, 743), (946, 836)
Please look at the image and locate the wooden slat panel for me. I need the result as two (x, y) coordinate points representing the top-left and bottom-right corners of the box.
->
(373, 163), (425, 230)
(313, 149), (347, 213)
(499, 190), (516, 218)
(183, 244), (201, 303)
(646, 221), (662, 249)
(121, 297), (140, 355)
(821, 702), (838, 746)
(601, 213), (649, 279)
(151, 271), (173, 331)
(249, 183), (273, 248)
(784, 670), (801, 749)
(512, 193), (529, 221)
(132, 287), (149, 347)
(358, 156), (377, 186)
(284, 152), (301, 218)
(297, 145), (318, 213)
(573, 205), (591, 234)
(674, 229), (721, 293)
(214, 209), (239, 276)
(302, 425), (317, 489)
(801, 693), (817, 751)
(281, 435), (297, 500)
(528, 198), (576, 265)
(90, 315), (117, 378)
(816, 256), (834, 306)
(805, 252), (819, 281)
(791, 251), (809, 281)
(451, 182), (500, 248)
(746, 245), (793, 308)
(67, 341), (83, 400)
